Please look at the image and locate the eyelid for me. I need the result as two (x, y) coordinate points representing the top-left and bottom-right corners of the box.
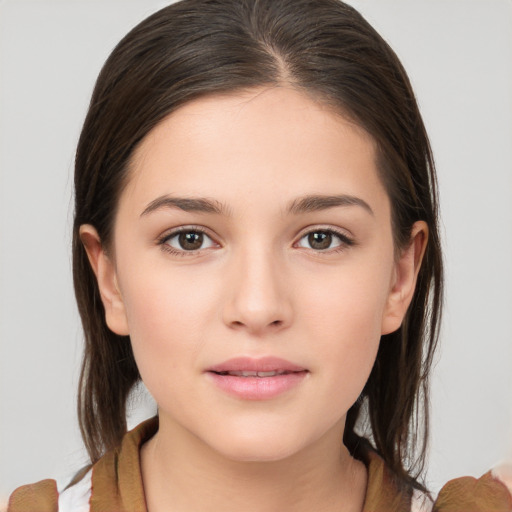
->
(157, 225), (221, 254)
(293, 225), (355, 251)
(155, 224), (354, 256)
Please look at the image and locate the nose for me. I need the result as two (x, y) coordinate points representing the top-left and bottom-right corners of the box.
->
(222, 247), (293, 336)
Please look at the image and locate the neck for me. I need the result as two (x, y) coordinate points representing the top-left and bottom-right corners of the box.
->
(141, 416), (367, 512)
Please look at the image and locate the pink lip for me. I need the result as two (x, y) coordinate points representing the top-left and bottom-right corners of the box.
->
(207, 356), (306, 373)
(206, 357), (308, 400)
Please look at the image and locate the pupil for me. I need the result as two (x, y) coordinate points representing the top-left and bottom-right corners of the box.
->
(308, 231), (331, 250)
(179, 232), (203, 250)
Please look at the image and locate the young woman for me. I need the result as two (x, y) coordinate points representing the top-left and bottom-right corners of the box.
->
(8, 0), (512, 510)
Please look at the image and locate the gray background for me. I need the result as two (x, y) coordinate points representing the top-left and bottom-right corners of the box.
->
(1, 0), (511, 504)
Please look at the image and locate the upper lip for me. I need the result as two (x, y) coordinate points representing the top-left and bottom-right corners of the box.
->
(207, 356), (307, 374)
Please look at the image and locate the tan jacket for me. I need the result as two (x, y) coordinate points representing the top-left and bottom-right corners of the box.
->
(8, 417), (512, 512)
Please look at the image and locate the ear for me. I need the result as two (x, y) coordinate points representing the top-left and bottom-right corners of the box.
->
(381, 221), (428, 335)
(79, 224), (130, 336)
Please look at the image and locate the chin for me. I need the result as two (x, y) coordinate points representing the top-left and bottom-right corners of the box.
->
(215, 438), (302, 463)
(202, 422), (322, 464)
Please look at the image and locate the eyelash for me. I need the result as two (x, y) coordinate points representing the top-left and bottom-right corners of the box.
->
(157, 226), (355, 256)
(295, 227), (355, 253)
(157, 226), (217, 257)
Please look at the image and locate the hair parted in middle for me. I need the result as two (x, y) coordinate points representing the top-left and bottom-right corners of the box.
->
(73, 0), (443, 493)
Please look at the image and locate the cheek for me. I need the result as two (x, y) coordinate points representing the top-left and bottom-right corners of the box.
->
(300, 255), (393, 338)
(116, 257), (222, 380)
(297, 256), (393, 392)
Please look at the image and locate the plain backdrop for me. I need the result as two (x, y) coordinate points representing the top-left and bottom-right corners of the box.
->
(1, 0), (511, 503)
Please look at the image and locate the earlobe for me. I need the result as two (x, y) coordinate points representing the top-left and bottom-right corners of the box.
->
(79, 225), (130, 336)
(381, 221), (428, 335)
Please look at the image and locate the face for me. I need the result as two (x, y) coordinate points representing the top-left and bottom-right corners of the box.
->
(82, 86), (424, 462)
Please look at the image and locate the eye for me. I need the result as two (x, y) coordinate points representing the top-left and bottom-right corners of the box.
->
(161, 228), (216, 253)
(296, 229), (353, 251)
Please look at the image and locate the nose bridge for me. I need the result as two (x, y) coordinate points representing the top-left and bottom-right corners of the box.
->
(224, 241), (292, 334)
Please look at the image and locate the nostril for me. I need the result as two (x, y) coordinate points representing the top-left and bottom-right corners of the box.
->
(271, 320), (282, 327)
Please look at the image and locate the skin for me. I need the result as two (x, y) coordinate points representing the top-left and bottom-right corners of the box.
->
(81, 86), (427, 512)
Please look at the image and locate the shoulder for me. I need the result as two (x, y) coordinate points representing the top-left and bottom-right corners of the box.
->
(6, 417), (157, 512)
(409, 467), (512, 512)
(432, 467), (512, 512)
(8, 479), (59, 512)
(7, 471), (92, 512)
(358, 438), (512, 512)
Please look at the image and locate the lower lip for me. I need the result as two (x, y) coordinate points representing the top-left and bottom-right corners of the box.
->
(206, 371), (308, 400)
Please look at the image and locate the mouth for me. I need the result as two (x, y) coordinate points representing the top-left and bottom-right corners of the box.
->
(211, 369), (299, 377)
(206, 357), (308, 400)
(207, 356), (307, 374)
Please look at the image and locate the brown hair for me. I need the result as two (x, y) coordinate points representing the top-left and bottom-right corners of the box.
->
(73, 0), (443, 492)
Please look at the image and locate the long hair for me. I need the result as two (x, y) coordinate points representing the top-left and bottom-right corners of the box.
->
(73, 0), (443, 491)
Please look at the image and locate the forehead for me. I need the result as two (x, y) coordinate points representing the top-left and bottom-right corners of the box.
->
(122, 86), (387, 217)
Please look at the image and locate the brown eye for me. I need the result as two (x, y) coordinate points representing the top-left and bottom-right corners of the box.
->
(165, 230), (215, 251)
(179, 232), (203, 250)
(308, 231), (332, 250)
(297, 229), (351, 251)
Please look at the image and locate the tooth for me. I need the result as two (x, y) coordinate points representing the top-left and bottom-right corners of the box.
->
(240, 371), (258, 377)
(257, 371), (277, 377)
(222, 370), (290, 377)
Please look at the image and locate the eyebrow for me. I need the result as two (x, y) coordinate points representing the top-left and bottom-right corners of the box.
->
(286, 194), (374, 216)
(140, 193), (373, 218)
(140, 196), (228, 217)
